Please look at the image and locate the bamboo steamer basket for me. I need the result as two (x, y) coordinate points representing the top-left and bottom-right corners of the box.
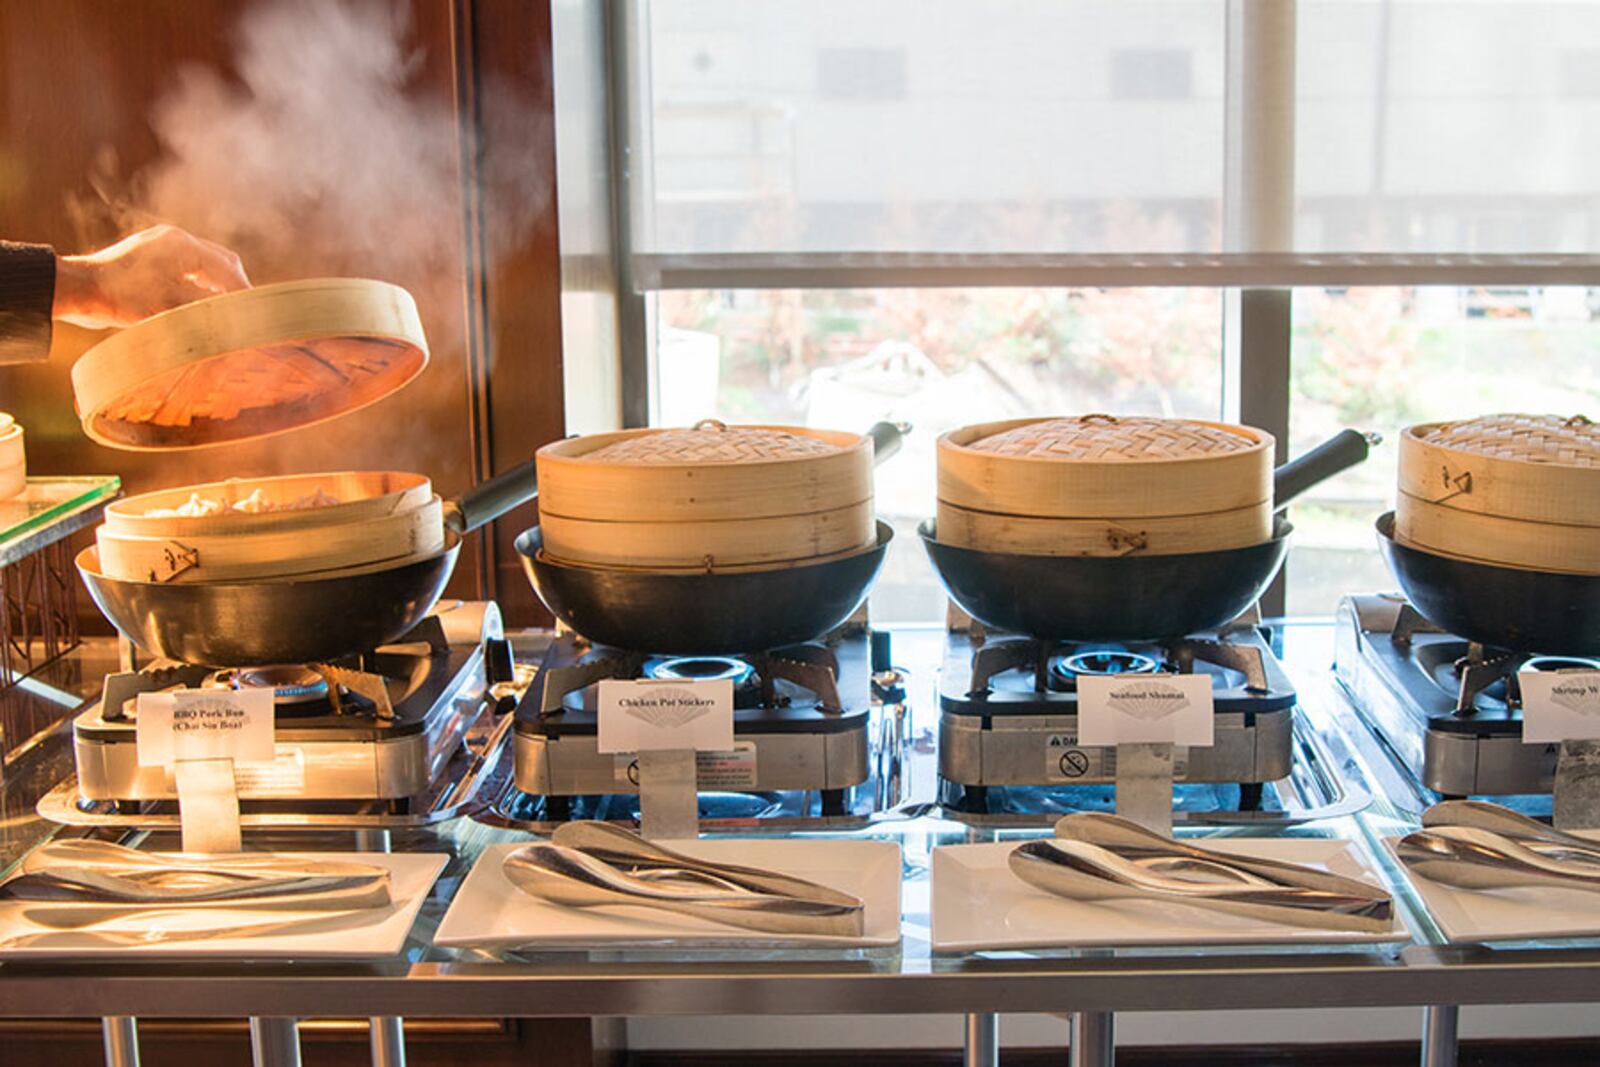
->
(936, 498), (1271, 558)
(96, 471), (442, 583)
(936, 414), (1274, 557)
(1395, 413), (1600, 575)
(71, 278), (428, 451)
(104, 471), (435, 537)
(0, 419), (23, 501)
(96, 495), (445, 584)
(536, 420), (876, 570)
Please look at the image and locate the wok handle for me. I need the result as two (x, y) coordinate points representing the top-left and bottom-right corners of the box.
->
(868, 420), (911, 465)
(1273, 429), (1381, 511)
(444, 456), (541, 535)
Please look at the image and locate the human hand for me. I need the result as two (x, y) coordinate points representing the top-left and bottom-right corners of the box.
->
(52, 224), (250, 329)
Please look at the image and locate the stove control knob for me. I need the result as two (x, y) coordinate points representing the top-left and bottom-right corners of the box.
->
(484, 637), (516, 685)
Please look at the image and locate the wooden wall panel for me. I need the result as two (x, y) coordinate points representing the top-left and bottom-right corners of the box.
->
(0, 0), (565, 625)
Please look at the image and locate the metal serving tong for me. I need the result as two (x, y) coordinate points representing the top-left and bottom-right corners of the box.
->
(1397, 801), (1600, 893)
(1002, 813), (1393, 933)
(1422, 800), (1600, 863)
(503, 823), (865, 937)
(0, 840), (392, 913)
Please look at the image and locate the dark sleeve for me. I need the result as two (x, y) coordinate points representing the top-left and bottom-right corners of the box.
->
(0, 241), (56, 364)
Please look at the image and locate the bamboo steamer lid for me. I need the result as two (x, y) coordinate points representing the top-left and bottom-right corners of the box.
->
(1394, 490), (1600, 576)
(71, 278), (428, 451)
(537, 420), (873, 522)
(937, 414), (1274, 518)
(1398, 413), (1600, 526)
(936, 498), (1271, 558)
(95, 495), (446, 583)
(537, 420), (876, 570)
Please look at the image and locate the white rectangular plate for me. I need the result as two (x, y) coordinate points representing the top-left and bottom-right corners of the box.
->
(932, 837), (1407, 952)
(0, 852), (446, 961)
(1383, 832), (1600, 944)
(434, 838), (902, 949)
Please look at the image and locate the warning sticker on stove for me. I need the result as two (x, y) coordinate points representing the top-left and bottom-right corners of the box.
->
(1044, 734), (1187, 782)
(694, 743), (760, 789)
(230, 746), (308, 797)
(614, 742), (759, 790)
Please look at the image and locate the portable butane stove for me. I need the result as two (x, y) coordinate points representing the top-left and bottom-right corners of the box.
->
(513, 629), (875, 820)
(1335, 593), (1596, 798)
(73, 603), (516, 809)
(938, 622), (1297, 815)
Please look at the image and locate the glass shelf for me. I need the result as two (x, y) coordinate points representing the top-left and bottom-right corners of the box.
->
(0, 476), (120, 567)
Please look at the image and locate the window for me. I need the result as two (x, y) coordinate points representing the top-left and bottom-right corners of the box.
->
(653, 287), (1225, 620)
(598, 0), (1600, 623)
(1286, 284), (1600, 615)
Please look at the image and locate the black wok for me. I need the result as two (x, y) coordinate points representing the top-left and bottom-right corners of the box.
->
(78, 457), (541, 667)
(1376, 512), (1600, 655)
(516, 521), (893, 655)
(921, 429), (1376, 642)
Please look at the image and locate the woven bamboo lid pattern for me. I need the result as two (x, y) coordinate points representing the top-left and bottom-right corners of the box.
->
(966, 414), (1257, 460)
(583, 420), (843, 464)
(1413, 413), (1598, 468)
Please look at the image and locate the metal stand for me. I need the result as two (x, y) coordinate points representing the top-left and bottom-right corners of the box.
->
(1088, 740), (1175, 1065)
(0, 538), (81, 690)
(1114, 742), (1174, 836)
(249, 1017), (302, 1067)
(1553, 739), (1600, 831)
(962, 1012), (997, 1067)
(101, 1016), (140, 1067)
(1070, 1011), (1114, 1067)
(638, 748), (699, 840)
(174, 757), (242, 853)
(1421, 1004), (1459, 1067)
(369, 1016), (406, 1067)
(354, 831), (406, 1067)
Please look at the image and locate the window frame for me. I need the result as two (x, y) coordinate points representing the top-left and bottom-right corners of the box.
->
(603, 0), (1600, 615)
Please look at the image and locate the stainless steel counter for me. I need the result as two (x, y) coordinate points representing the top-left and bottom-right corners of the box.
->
(0, 623), (1596, 1025)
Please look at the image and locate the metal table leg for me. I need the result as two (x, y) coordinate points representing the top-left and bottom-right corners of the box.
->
(354, 831), (406, 1067)
(963, 1012), (998, 1067)
(249, 1017), (302, 1067)
(101, 1016), (140, 1067)
(1070, 1011), (1114, 1067)
(1421, 1004), (1459, 1067)
(370, 1016), (406, 1067)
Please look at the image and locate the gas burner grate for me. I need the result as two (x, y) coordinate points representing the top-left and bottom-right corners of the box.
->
(954, 630), (1292, 711)
(1333, 593), (1582, 807)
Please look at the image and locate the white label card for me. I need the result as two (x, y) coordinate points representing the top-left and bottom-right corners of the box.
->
(1077, 672), (1215, 747)
(1521, 669), (1600, 743)
(136, 688), (276, 768)
(596, 678), (734, 754)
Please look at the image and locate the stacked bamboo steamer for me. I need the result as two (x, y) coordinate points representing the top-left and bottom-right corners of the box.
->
(95, 471), (445, 583)
(936, 414), (1275, 556)
(1395, 413), (1600, 575)
(536, 419), (876, 571)
(73, 277), (438, 585)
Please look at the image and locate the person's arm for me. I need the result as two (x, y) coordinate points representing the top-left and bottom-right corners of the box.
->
(0, 241), (56, 364)
(0, 225), (250, 365)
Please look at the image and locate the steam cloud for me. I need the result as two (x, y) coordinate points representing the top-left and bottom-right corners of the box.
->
(80, 0), (549, 292)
